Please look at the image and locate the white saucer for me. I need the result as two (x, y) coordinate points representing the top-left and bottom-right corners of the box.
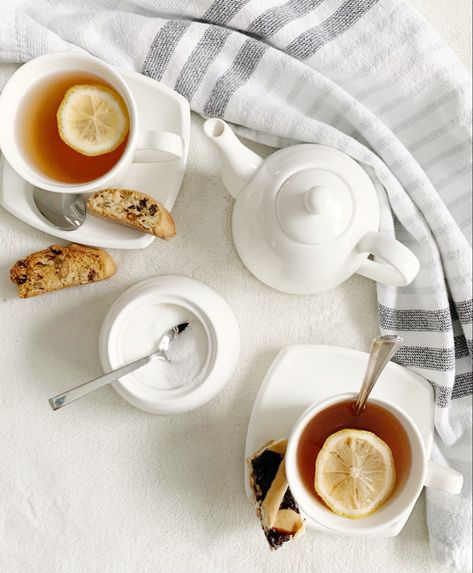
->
(244, 344), (435, 538)
(0, 67), (190, 250)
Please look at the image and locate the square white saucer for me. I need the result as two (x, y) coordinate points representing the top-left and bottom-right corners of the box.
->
(244, 344), (435, 538)
(0, 67), (190, 250)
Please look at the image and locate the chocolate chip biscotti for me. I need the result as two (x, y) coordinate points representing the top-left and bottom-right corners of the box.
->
(87, 188), (176, 240)
(10, 243), (116, 298)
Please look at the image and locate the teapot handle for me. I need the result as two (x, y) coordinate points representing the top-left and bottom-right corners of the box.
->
(356, 231), (420, 286)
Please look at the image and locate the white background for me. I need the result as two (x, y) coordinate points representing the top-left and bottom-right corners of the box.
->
(0, 2), (471, 572)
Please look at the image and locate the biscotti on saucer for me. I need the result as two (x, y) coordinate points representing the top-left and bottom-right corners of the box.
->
(87, 188), (176, 240)
(10, 243), (116, 298)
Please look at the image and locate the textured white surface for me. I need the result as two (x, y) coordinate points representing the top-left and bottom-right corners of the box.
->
(412, 0), (472, 72)
(0, 3), (471, 573)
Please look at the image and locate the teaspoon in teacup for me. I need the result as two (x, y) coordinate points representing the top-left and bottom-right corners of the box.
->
(33, 187), (87, 231)
(354, 334), (403, 415)
(48, 322), (189, 411)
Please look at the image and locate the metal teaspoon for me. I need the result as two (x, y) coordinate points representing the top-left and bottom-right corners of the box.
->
(354, 334), (403, 415)
(48, 322), (189, 411)
(33, 187), (87, 231)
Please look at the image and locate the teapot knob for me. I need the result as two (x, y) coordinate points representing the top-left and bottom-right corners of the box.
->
(304, 186), (332, 215)
(276, 168), (353, 245)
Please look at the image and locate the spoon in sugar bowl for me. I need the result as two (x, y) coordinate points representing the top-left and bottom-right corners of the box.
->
(48, 322), (189, 411)
(354, 335), (403, 415)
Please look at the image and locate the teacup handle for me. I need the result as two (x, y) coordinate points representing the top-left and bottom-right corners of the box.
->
(356, 231), (420, 286)
(424, 460), (463, 494)
(134, 130), (183, 163)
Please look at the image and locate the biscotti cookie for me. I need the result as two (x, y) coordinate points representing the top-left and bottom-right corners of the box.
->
(10, 243), (116, 298)
(87, 188), (176, 240)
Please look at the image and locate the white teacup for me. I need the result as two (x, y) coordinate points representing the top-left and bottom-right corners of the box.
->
(285, 393), (463, 535)
(0, 52), (184, 194)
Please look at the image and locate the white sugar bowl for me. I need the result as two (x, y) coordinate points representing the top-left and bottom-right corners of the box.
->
(99, 275), (240, 414)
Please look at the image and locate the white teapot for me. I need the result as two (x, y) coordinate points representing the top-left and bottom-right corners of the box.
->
(203, 118), (419, 294)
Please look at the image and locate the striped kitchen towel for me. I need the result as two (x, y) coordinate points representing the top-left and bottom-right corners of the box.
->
(0, 0), (471, 568)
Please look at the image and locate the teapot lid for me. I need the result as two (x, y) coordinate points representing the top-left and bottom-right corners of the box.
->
(276, 168), (353, 245)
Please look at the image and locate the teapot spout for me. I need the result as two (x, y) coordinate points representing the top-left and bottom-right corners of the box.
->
(203, 118), (263, 199)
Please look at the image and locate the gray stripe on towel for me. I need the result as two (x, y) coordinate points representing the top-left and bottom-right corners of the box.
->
(355, 47), (445, 103)
(409, 115), (472, 153)
(202, 0), (251, 26)
(393, 84), (469, 132)
(422, 141), (471, 171)
(453, 372), (473, 399)
(433, 372), (473, 407)
(455, 335), (471, 359)
(436, 164), (473, 191)
(452, 299), (473, 323)
(143, 20), (191, 81)
(379, 304), (452, 332)
(286, 0), (380, 60)
(203, 39), (267, 117)
(403, 164), (472, 195)
(174, 26), (231, 101)
(395, 346), (455, 372)
(248, 0), (324, 39)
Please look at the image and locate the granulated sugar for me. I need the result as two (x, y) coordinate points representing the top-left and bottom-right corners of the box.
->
(119, 303), (208, 390)
(160, 324), (204, 389)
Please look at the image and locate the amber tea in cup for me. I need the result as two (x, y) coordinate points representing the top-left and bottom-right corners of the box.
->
(297, 398), (412, 507)
(16, 71), (130, 184)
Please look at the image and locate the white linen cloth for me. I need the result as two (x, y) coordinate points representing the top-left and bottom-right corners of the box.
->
(0, 0), (471, 570)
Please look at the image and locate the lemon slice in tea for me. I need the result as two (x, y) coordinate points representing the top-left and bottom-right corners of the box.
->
(57, 84), (129, 156)
(314, 429), (395, 519)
